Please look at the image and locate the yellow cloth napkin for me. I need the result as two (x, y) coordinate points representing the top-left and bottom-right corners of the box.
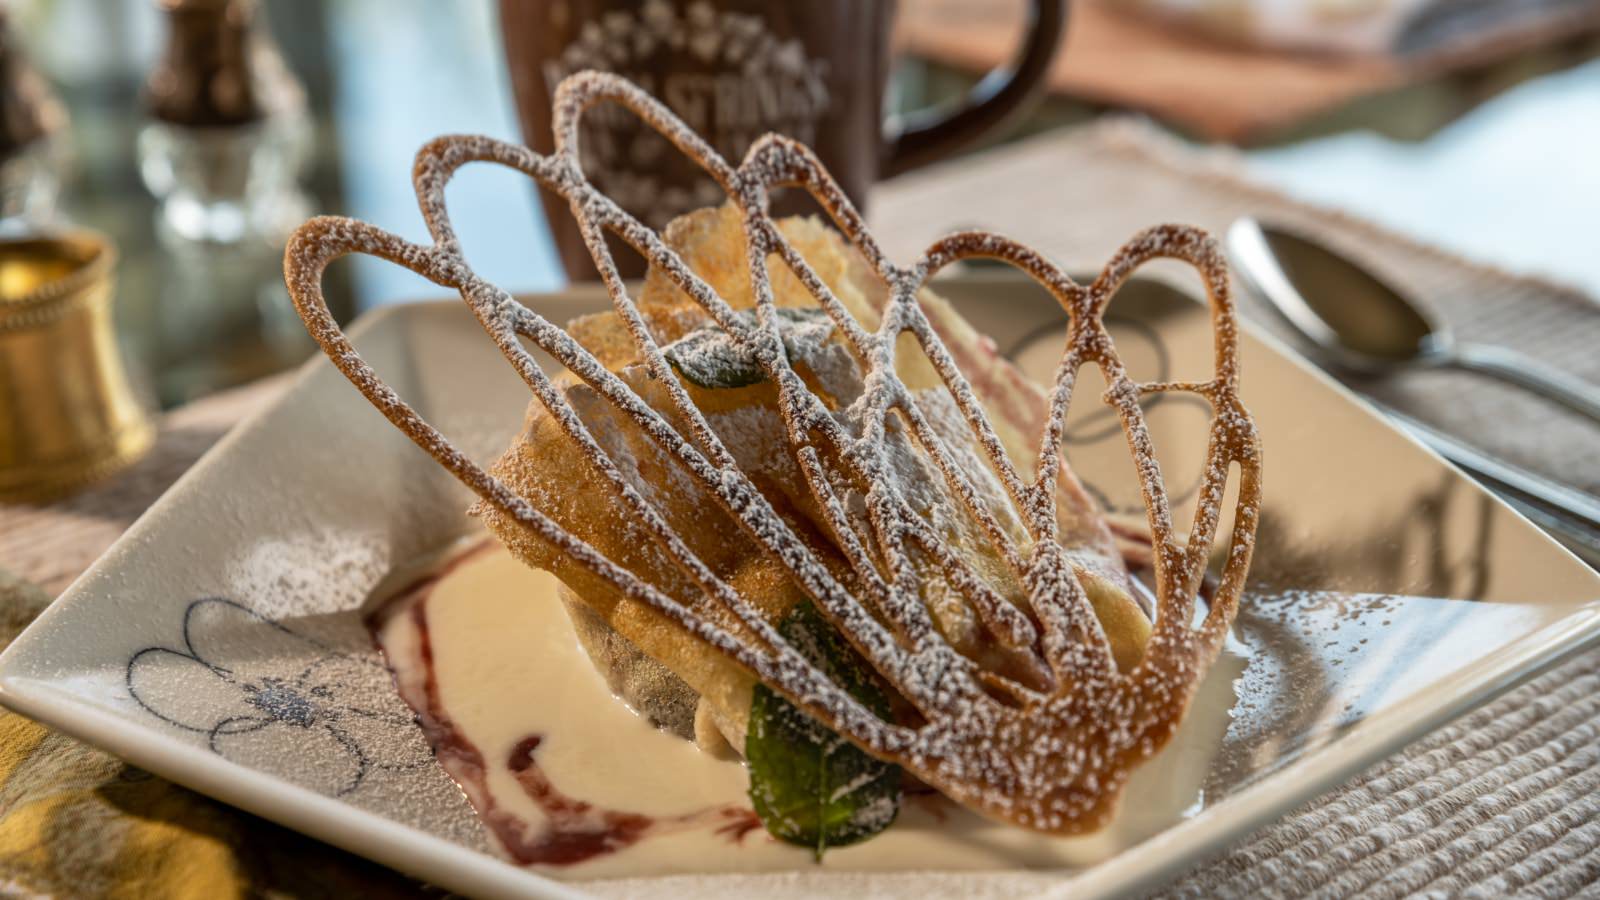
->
(0, 568), (430, 899)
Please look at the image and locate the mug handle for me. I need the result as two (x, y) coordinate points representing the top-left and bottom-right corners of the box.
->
(881, 0), (1068, 177)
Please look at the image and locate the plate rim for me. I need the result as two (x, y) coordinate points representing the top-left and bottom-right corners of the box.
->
(3, 281), (1599, 899)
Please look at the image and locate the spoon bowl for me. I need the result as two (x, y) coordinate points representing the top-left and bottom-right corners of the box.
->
(1226, 218), (1453, 372)
(1226, 216), (1600, 424)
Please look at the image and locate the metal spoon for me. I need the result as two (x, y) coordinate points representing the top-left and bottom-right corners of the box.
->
(1226, 217), (1600, 423)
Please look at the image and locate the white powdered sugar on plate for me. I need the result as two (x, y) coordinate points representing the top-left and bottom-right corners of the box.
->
(226, 529), (391, 620)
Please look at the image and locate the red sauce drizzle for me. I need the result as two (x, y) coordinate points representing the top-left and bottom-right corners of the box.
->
(379, 587), (759, 867)
(376, 536), (1179, 866)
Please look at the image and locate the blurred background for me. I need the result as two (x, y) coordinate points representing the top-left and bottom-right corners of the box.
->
(6, 0), (1598, 409)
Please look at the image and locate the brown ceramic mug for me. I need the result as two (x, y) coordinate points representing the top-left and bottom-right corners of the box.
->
(500, 0), (1066, 279)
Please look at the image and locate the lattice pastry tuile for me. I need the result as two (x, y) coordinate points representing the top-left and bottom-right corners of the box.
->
(283, 71), (1261, 835)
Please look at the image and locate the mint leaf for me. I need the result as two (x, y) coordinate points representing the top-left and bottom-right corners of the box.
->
(663, 308), (833, 389)
(745, 602), (901, 858)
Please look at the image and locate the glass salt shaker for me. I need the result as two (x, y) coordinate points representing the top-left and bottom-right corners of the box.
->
(136, 0), (309, 245)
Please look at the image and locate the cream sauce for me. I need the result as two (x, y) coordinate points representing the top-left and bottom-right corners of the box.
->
(373, 543), (1244, 881)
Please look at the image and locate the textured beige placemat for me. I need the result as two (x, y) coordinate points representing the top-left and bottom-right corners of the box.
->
(1, 122), (1597, 897)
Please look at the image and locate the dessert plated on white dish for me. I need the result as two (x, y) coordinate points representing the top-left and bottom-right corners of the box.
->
(0, 271), (1596, 899)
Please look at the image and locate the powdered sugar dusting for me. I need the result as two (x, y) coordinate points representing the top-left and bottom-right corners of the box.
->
(227, 529), (390, 619)
(282, 70), (1263, 835)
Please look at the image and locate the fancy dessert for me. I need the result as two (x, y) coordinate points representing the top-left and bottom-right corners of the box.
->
(285, 72), (1261, 878)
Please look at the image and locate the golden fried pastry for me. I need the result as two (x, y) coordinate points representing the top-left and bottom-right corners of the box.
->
(477, 203), (1150, 748)
(284, 70), (1260, 836)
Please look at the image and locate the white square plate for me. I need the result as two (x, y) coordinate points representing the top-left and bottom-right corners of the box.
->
(2, 273), (1597, 899)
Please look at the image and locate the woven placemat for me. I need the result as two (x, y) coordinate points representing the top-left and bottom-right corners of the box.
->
(0, 121), (1596, 897)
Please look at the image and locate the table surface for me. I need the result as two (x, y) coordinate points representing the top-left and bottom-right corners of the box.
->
(5, 3), (1599, 896)
(2, 105), (1598, 898)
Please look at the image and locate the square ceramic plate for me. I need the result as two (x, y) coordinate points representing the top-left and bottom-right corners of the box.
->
(2, 273), (1597, 899)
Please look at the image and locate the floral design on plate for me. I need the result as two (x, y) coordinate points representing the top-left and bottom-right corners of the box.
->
(126, 597), (430, 797)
